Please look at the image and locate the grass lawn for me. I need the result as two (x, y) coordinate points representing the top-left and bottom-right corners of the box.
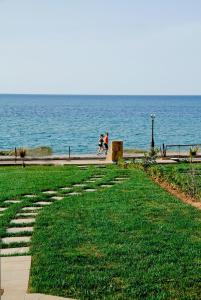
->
(1, 165), (201, 299)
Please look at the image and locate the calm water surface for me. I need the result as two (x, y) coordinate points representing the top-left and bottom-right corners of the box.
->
(0, 95), (200, 154)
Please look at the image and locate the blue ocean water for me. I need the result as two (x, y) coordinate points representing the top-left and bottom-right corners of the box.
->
(0, 94), (201, 154)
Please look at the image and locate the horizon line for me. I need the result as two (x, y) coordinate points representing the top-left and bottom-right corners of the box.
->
(0, 93), (201, 97)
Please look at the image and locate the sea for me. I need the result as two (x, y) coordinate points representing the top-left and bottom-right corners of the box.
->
(0, 94), (200, 155)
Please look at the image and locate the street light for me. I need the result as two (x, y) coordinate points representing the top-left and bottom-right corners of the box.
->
(150, 114), (155, 149)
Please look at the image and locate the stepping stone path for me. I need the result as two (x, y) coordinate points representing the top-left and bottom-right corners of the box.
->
(0, 173), (129, 298)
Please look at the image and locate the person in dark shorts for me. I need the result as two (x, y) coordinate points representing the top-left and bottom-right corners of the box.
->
(104, 132), (109, 155)
(97, 134), (104, 154)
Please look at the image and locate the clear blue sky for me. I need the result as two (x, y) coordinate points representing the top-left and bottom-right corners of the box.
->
(0, 0), (201, 95)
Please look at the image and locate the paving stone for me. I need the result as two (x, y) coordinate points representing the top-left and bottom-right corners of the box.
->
(100, 184), (113, 188)
(35, 201), (51, 205)
(23, 194), (37, 198)
(2, 236), (31, 244)
(0, 207), (7, 212)
(85, 180), (96, 183)
(67, 192), (82, 196)
(85, 189), (97, 192)
(42, 191), (57, 195)
(115, 177), (127, 180)
(51, 196), (64, 201)
(7, 227), (34, 234)
(1, 247), (30, 255)
(4, 200), (21, 204)
(73, 183), (86, 187)
(22, 207), (42, 211)
(11, 218), (35, 225)
(60, 187), (71, 190)
(16, 212), (38, 217)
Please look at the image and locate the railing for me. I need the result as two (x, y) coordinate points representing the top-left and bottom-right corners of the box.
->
(161, 143), (201, 158)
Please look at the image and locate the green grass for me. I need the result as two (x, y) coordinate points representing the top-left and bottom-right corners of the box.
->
(1, 165), (201, 299)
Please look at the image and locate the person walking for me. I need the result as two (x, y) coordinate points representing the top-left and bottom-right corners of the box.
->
(97, 134), (104, 155)
(104, 132), (109, 155)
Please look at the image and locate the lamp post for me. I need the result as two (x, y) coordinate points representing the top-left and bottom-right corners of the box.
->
(150, 114), (155, 149)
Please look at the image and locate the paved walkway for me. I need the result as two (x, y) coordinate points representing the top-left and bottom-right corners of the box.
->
(1, 256), (74, 299)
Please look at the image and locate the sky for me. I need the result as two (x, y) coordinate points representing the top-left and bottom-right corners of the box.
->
(0, 0), (201, 95)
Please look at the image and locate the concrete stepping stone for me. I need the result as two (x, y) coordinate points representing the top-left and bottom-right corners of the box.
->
(23, 194), (37, 198)
(115, 177), (127, 180)
(1, 247), (29, 255)
(100, 184), (113, 188)
(4, 200), (21, 204)
(73, 183), (86, 187)
(68, 192), (82, 196)
(7, 227), (34, 234)
(11, 218), (35, 225)
(85, 180), (96, 183)
(61, 187), (71, 191)
(16, 212), (38, 217)
(22, 207), (42, 211)
(43, 191), (57, 195)
(0, 207), (7, 212)
(85, 189), (97, 192)
(2, 236), (31, 244)
(35, 201), (51, 205)
(51, 196), (64, 201)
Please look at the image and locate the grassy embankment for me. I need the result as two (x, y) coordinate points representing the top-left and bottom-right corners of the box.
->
(0, 165), (201, 299)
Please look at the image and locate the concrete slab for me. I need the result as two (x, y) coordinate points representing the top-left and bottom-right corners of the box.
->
(22, 207), (42, 211)
(1, 256), (31, 298)
(85, 180), (96, 183)
(0, 207), (7, 212)
(11, 218), (35, 225)
(2, 236), (31, 244)
(51, 196), (64, 201)
(60, 187), (71, 191)
(100, 184), (113, 188)
(67, 192), (82, 196)
(16, 212), (38, 217)
(73, 184), (86, 187)
(7, 227), (34, 234)
(85, 189), (97, 192)
(35, 201), (51, 205)
(1, 247), (30, 255)
(24, 195), (37, 198)
(42, 191), (57, 195)
(4, 200), (21, 204)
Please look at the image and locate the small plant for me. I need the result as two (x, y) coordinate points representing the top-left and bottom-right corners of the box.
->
(19, 148), (26, 167)
(189, 145), (199, 160)
(142, 148), (159, 170)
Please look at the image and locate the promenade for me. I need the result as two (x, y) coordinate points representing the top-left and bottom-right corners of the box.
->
(0, 152), (200, 165)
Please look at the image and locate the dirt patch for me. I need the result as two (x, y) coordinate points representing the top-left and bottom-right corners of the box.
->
(152, 177), (201, 210)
